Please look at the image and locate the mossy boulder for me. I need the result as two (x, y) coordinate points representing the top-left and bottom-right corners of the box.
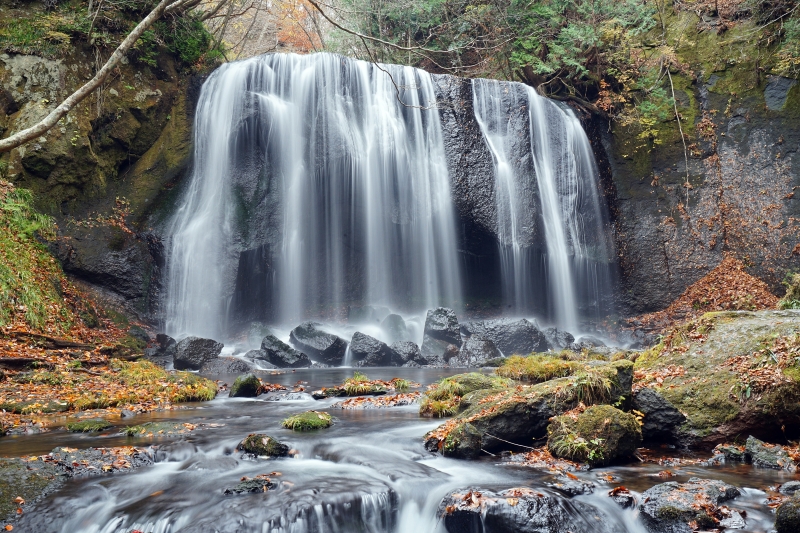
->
(229, 373), (261, 398)
(745, 435), (797, 469)
(776, 497), (800, 533)
(419, 372), (512, 417)
(634, 310), (800, 448)
(547, 405), (642, 466)
(425, 360), (633, 457)
(442, 423), (482, 459)
(236, 434), (289, 457)
(281, 410), (333, 431)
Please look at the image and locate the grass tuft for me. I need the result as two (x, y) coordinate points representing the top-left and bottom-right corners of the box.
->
(66, 419), (112, 432)
(496, 355), (580, 382)
(281, 410), (333, 431)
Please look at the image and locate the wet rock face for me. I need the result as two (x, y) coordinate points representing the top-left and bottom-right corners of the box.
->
(260, 335), (311, 368)
(632, 387), (686, 442)
(421, 307), (462, 360)
(289, 322), (348, 365)
(439, 487), (618, 533)
(547, 405), (642, 466)
(391, 341), (425, 365)
(199, 357), (252, 374)
(543, 327), (574, 351)
(351, 332), (403, 367)
(452, 337), (502, 367)
(460, 319), (547, 355)
(173, 337), (223, 370)
(639, 478), (741, 533)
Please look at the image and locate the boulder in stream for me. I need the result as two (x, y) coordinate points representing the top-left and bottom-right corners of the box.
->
(745, 435), (797, 470)
(237, 434), (290, 457)
(547, 404), (642, 466)
(289, 322), (348, 365)
(639, 477), (740, 533)
(439, 487), (618, 533)
(199, 357), (252, 374)
(460, 318), (547, 355)
(543, 327), (574, 351)
(632, 387), (685, 443)
(391, 341), (425, 365)
(230, 373), (261, 397)
(421, 307), (461, 361)
(776, 497), (800, 533)
(261, 334), (311, 368)
(425, 360), (633, 458)
(351, 332), (403, 367)
(173, 336), (223, 370)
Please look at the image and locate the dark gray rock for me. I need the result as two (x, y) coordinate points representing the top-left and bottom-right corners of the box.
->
(452, 336), (502, 367)
(421, 308), (461, 360)
(776, 497), (800, 533)
(351, 332), (403, 367)
(391, 341), (425, 365)
(242, 350), (278, 369)
(460, 318), (547, 355)
(765, 76), (798, 111)
(230, 373), (261, 397)
(289, 322), (348, 365)
(438, 487), (617, 533)
(200, 357), (252, 374)
(639, 478), (740, 533)
(173, 336), (223, 370)
(261, 335), (311, 368)
(546, 476), (595, 496)
(381, 313), (410, 344)
(570, 335), (606, 351)
(632, 387), (685, 442)
(156, 333), (176, 351)
(543, 327), (574, 351)
(608, 487), (636, 509)
(780, 481), (800, 496)
(745, 435), (796, 469)
(236, 434), (289, 457)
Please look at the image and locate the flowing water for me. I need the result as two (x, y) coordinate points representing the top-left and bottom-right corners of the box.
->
(472, 80), (615, 330)
(165, 53), (462, 339)
(2, 369), (789, 533)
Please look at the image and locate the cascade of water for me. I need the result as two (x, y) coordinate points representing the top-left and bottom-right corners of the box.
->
(472, 79), (614, 330)
(166, 53), (462, 338)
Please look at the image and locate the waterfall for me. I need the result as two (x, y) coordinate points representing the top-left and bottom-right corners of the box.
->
(166, 53), (463, 338)
(472, 79), (614, 330)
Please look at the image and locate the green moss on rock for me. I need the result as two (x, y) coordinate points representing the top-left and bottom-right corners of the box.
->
(66, 419), (112, 432)
(281, 411), (333, 431)
(547, 405), (642, 466)
(230, 373), (261, 398)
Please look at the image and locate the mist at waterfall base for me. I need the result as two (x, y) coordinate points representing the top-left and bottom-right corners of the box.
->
(165, 53), (615, 343)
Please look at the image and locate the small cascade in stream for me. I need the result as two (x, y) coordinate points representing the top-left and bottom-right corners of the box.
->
(472, 79), (615, 330)
(166, 53), (462, 338)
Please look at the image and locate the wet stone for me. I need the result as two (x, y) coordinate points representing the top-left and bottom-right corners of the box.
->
(174, 336), (224, 370)
(237, 434), (289, 457)
(745, 435), (796, 470)
(229, 373), (261, 397)
(223, 475), (276, 495)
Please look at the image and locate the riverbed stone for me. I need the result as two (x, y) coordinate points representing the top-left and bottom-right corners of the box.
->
(351, 331), (403, 366)
(639, 478), (740, 533)
(173, 336), (223, 370)
(421, 307), (462, 361)
(451, 336), (501, 367)
(289, 322), (348, 365)
(261, 334), (311, 368)
(745, 435), (797, 470)
(236, 434), (289, 457)
(199, 357), (252, 374)
(230, 373), (261, 397)
(780, 481), (800, 496)
(632, 387), (685, 442)
(439, 487), (616, 533)
(460, 318), (547, 355)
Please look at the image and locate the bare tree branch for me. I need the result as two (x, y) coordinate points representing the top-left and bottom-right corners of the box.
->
(0, 0), (192, 153)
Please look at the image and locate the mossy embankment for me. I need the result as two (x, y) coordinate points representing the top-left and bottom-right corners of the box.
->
(634, 309), (800, 447)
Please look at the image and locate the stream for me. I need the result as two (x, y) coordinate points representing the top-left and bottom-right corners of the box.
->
(2, 368), (795, 533)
